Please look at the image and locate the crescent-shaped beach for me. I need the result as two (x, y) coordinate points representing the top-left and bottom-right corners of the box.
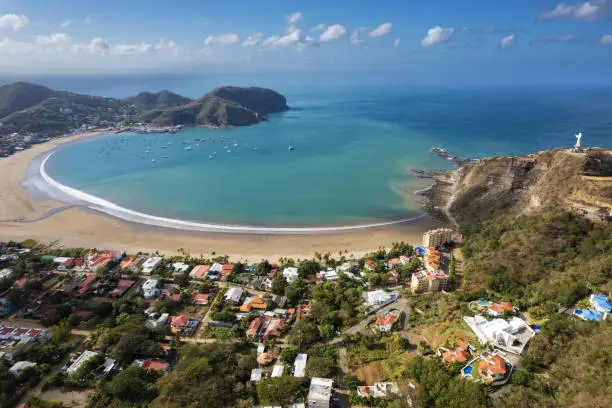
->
(0, 132), (439, 260)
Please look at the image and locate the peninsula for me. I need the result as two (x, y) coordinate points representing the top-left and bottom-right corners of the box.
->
(0, 82), (289, 157)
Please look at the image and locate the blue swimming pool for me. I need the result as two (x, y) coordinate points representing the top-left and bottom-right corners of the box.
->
(477, 301), (489, 307)
(462, 366), (473, 376)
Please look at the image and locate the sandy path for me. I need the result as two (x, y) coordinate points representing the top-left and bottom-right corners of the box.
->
(0, 131), (442, 261)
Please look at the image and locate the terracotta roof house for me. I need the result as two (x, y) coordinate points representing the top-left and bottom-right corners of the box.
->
(479, 355), (508, 382)
(239, 303), (253, 313)
(192, 293), (209, 305)
(487, 302), (514, 317)
(456, 339), (471, 351)
(442, 348), (470, 364)
(262, 318), (285, 339)
(250, 296), (267, 310)
(388, 258), (402, 268)
(247, 316), (266, 338)
(189, 265), (210, 279)
(138, 358), (169, 372)
(375, 312), (399, 332)
(170, 314), (189, 333)
(365, 260), (377, 271)
(221, 264), (234, 278)
(110, 279), (135, 297)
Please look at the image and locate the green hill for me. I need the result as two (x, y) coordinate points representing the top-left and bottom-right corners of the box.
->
(124, 90), (191, 110)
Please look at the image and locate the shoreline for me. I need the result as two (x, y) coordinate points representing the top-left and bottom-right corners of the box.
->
(0, 130), (444, 260)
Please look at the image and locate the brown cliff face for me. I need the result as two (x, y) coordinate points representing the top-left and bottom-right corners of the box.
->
(426, 148), (612, 226)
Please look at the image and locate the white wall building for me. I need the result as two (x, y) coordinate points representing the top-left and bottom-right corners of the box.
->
(9, 361), (37, 376)
(294, 353), (308, 378)
(66, 351), (99, 375)
(142, 279), (160, 299)
(224, 287), (243, 303)
(142, 257), (162, 275)
(307, 377), (334, 408)
(170, 262), (190, 274)
(363, 290), (393, 307)
(0, 268), (13, 280)
(283, 267), (299, 283)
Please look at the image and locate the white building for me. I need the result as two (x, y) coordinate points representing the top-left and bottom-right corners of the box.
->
(0, 268), (13, 280)
(142, 257), (162, 274)
(145, 313), (169, 329)
(307, 377), (334, 408)
(66, 351), (99, 375)
(209, 263), (223, 273)
(422, 228), (453, 248)
(357, 382), (399, 398)
(464, 315), (535, 355)
(271, 364), (284, 377)
(283, 267), (299, 283)
(411, 270), (449, 293)
(170, 262), (190, 274)
(363, 290), (393, 307)
(250, 368), (263, 382)
(321, 270), (339, 282)
(9, 361), (37, 376)
(142, 279), (160, 299)
(294, 353), (308, 378)
(224, 287), (243, 303)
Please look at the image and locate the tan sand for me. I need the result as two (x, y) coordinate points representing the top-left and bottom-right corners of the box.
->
(0, 131), (442, 261)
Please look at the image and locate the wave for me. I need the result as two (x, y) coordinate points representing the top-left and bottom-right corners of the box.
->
(39, 152), (427, 234)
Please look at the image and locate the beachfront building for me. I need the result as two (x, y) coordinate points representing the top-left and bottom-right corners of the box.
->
(424, 248), (442, 273)
(422, 228), (453, 248)
(283, 267), (299, 283)
(142, 257), (162, 275)
(189, 265), (210, 279)
(307, 377), (334, 408)
(170, 262), (190, 274)
(364, 260), (377, 272)
(411, 270), (449, 293)
(320, 270), (339, 282)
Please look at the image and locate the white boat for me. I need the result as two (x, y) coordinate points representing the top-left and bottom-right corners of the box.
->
(208, 155), (213, 159)
(233, 143), (238, 147)
(161, 146), (167, 149)
(151, 159), (156, 163)
(288, 146), (294, 151)
(185, 146), (192, 150)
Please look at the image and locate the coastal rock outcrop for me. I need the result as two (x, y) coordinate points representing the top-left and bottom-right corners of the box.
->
(425, 148), (612, 226)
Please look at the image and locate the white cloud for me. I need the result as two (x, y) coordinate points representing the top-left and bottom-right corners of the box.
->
(319, 24), (346, 42)
(60, 20), (72, 28)
(540, 2), (601, 20)
(0, 14), (29, 31)
(35, 33), (72, 46)
(288, 12), (303, 25)
(242, 33), (263, 47)
(500, 34), (516, 49)
(275, 29), (303, 47)
(204, 33), (240, 46)
(394, 38), (400, 47)
(369, 22), (392, 37)
(421, 26), (455, 46)
(600, 34), (612, 43)
(311, 23), (327, 33)
(350, 29), (365, 45)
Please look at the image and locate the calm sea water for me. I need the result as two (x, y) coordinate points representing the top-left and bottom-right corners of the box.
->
(36, 75), (611, 226)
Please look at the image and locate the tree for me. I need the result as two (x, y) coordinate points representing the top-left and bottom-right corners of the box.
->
(288, 320), (320, 349)
(280, 347), (298, 364)
(306, 355), (336, 378)
(284, 280), (307, 307)
(92, 365), (158, 406)
(340, 374), (361, 390)
(232, 262), (245, 275)
(51, 320), (72, 344)
(271, 275), (287, 295)
(254, 260), (272, 276)
(297, 259), (320, 278)
(256, 376), (297, 406)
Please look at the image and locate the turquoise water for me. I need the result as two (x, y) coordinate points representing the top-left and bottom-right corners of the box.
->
(45, 85), (612, 226)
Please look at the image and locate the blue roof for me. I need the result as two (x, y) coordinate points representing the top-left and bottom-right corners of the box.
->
(592, 295), (612, 310)
(575, 309), (603, 321)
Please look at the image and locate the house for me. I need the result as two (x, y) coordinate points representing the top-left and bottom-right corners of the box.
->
(357, 382), (399, 398)
(209, 263), (223, 274)
(9, 361), (37, 376)
(283, 267), (299, 283)
(77, 274), (97, 295)
(141, 257), (163, 275)
(478, 355), (508, 382)
(424, 249), (442, 273)
(294, 353), (307, 378)
(399, 255), (411, 265)
(0, 268), (13, 280)
(247, 317), (266, 338)
(250, 368), (263, 382)
(364, 260), (377, 271)
(136, 358), (169, 373)
(320, 270), (339, 282)
(170, 314), (189, 333)
(363, 290), (394, 307)
(375, 311), (399, 332)
(119, 257), (142, 272)
(224, 287), (243, 303)
(422, 228), (453, 248)
(57, 259), (74, 271)
(589, 294), (612, 313)
(387, 258), (402, 269)
(102, 359), (118, 376)
(192, 293), (209, 305)
(221, 264), (234, 278)
(145, 313), (169, 330)
(272, 364), (284, 377)
(66, 351), (99, 375)
(442, 348), (470, 364)
(189, 265), (210, 279)
(257, 343), (265, 356)
(262, 318), (285, 339)
(307, 377), (333, 408)
(464, 315), (535, 355)
(142, 279), (160, 299)
(111, 279), (135, 297)
(297, 300), (312, 321)
(410, 270), (449, 293)
(171, 262), (190, 274)
(487, 302), (514, 317)
(250, 296), (268, 310)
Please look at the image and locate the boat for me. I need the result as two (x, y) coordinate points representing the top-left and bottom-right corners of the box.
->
(208, 155), (213, 159)
(233, 143), (238, 147)
(185, 146), (192, 150)
(161, 156), (168, 159)
(288, 146), (294, 151)
(253, 147), (258, 151)
(151, 159), (156, 163)
(161, 146), (167, 149)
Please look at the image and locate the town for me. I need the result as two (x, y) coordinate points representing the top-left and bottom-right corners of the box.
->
(1, 224), (609, 408)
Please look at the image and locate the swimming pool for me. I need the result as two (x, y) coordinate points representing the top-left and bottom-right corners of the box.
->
(477, 301), (489, 307)
(462, 366), (473, 376)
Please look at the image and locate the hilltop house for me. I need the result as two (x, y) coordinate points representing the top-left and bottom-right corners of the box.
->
(364, 260), (377, 271)
(363, 290), (394, 307)
(357, 382), (399, 399)
(375, 311), (399, 332)
(442, 348), (470, 364)
(283, 267), (299, 283)
(487, 302), (514, 317)
(479, 355), (508, 383)
(590, 294), (612, 313)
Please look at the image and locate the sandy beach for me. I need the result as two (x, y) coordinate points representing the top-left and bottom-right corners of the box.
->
(0, 131), (442, 261)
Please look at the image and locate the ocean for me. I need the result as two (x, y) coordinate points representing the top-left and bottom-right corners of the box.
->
(20, 74), (612, 226)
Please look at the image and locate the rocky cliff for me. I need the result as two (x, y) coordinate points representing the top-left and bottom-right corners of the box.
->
(425, 148), (612, 226)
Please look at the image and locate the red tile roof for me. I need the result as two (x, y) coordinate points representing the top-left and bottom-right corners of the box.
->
(488, 302), (514, 313)
(192, 293), (209, 305)
(170, 314), (189, 327)
(189, 265), (210, 278)
(479, 355), (507, 376)
(141, 359), (168, 371)
(375, 313), (398, 327)
(442, 348), (470, 364)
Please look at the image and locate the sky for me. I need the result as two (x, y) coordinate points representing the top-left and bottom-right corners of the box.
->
(0, 0), (612, 84)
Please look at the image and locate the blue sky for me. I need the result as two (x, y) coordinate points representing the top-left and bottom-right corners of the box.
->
(0, 0), (611, 83)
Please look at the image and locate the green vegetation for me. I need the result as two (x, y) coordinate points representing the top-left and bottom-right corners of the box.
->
(305, 344), (338, 378)
(203, 326), (236, 339)
(256, 376), (298, 406)
(88, 366), (159, 408)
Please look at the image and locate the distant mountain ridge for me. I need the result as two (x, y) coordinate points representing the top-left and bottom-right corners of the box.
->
(0, 82), (289, 138)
